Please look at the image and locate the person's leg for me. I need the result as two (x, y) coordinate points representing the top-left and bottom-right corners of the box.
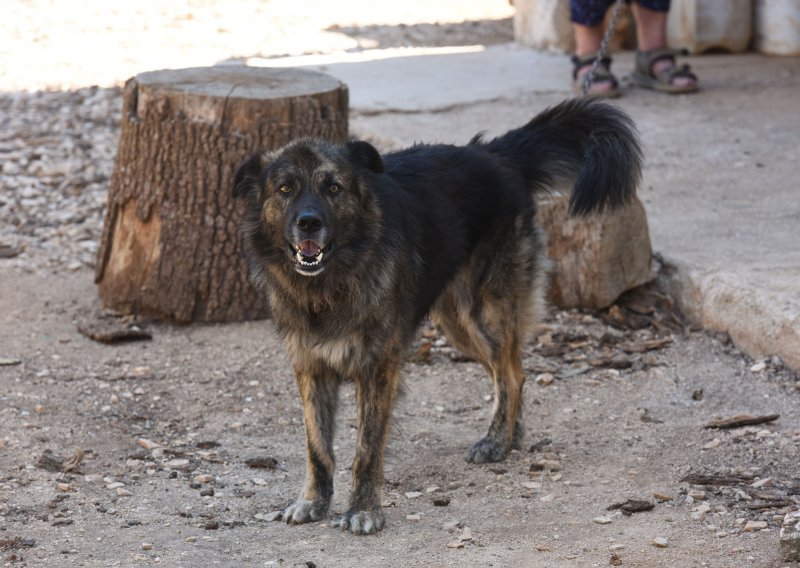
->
(631, 1), (696, 89)
(570, 0), (618, 95)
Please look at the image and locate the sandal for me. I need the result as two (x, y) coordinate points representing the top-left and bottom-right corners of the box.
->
(631, 48), (699, 94)
(571, 52), (622, 99)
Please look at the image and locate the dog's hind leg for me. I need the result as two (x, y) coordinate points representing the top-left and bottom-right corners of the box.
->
(433, 222), (548, 464)
(283, 367), (339, 525)
(332, 360), (401, 535)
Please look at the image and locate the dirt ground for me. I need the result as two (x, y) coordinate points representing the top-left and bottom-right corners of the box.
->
(2, 2), (800, 567)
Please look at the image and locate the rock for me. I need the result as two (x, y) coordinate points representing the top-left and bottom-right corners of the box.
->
(654, 492), (673, 502)
(751, 477), (772, 488)
(245, 456), (278, 470)
(137, 438), (161, 450)
(593, 516), (613, 525)
(652, 536), (669, 548)
(193, 474), (213, 484)
(200, 487), (215, 497)
(743, 520), (768, 532)
(534, 372), (555, 386)
(425, 486), (440, 493)
(405, 491), (423, 499)
(432, 497), (451, 507)
(750, 360), (767, 372)
(116, 488), (133, 497)
(165, 458), (191, 470)
(406, 514), (421, 521)
(459, 527), (473, 541)
(141, 543), (153, 551)
(522, 481), (542, 490)
(447, 542), (464, 549)
(703, 438), (722, 449)
(781, 510), (800, 562)
(537, 195), (654, 309)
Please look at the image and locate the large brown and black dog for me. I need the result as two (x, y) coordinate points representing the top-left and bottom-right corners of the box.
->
(233, 98), (642, 535)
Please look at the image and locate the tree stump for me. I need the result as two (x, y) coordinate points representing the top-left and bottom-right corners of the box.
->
(538, 194), (655, 309)
(95, 67), (348, 323)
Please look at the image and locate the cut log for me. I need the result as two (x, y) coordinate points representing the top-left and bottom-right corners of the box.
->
(95, 67), (348, 322)
(538, 194), (655, 309)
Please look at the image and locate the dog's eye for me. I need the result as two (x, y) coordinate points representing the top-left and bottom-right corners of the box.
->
(328, 183), (341, 194)
(278, 185), (292, 194)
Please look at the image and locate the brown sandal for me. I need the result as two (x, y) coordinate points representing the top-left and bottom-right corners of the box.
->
(571, 52), (622, 99)
(631, 48), (699, 94)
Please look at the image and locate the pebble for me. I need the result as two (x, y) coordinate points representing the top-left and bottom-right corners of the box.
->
(193, 474), (213, 484)
(654, 492), (673, 502)
(137, 438), (161, 450)
(743, 520), (768, 532)
(34, 404), (45, 414)
(608, 544), (625, 552)
(406, 514), (421, 521)
(106, 482), (125, 489)
(116, 488), (133, 497)
(703, 438), (722, 449)
(141, 543), (153, 551)
(522, 481), (542, 490)
(425, 486), (440, 493)
(56, 482), (71, 492)
(459, 527), (473, 541)
(750, 360), (767, 372)
(200, 487), (215, 497)
(447, 542), (464, 549)
(751, 477), (772, 488)
(592, 516), (612, 525)
(405, 491), (423, 499)
(534, 373), (555, 386)
(652, 537), (668, 548)
(164, 458), (190, 470)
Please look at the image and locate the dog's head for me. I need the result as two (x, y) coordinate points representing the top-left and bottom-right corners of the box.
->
(233, 139), (384, 278)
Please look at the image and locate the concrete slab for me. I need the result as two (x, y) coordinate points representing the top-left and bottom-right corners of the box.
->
(261, 47), (800, 370)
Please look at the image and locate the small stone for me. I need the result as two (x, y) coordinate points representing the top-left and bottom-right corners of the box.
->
(750, 360), (767, 372)
(193, 474), (213, 484)
(593, 516), (613, 525)
(137, 438), (161, 450)
(652, 537), (668, 548)
(405, 491), (423, 499)
(186, 536), (197, 543)
(653, 492), (673, 502)
(703, 438), (722, 449)
(535, 544), (551, 552)
(751, 477), (772, 488)
(535, 373), (555, 386)
(716, 531), (728, 538)
(522, 481), (542, 490)
(164, 458), (190, 470)
(447, 542), (464, 549)
(781, 512), (800, 562)
(141, 543), (153, 551)
(34, 404), (45, 414)
(200, 487), (215, 497)
(609, 544), (625, 552)
(743, 520), (768, 532)
(425, 486), (440, 493)
(688, 490), (706, 500)
(129, 366), (154, 380)
(0, 358), (22, 366)
(106, 482), (125, 489)
(433, 497), (451, 507)
(116, 488), (133, 497)
(459, 527), (473, 541)
(406, 514), (421, 521)
(204, 521), (219, 530)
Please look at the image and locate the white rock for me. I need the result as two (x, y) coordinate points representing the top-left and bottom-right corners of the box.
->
(592, 516), (612, 525)
(652, 537), (668, 548)
(405, 491), (423, 499)
(743, 520), (768, 532)
(750, 360), (767, 372)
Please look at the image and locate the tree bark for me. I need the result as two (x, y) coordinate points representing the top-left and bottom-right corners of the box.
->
(538, 194), (655, 309)
(95, 67), (348, 322)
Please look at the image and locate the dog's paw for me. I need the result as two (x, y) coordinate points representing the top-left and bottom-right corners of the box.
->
(331, 508), (385, 535)
(283, 500), (327, 525)
(466, 437), (506, 463)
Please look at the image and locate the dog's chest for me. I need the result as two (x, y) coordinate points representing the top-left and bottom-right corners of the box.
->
(284, 331), (364, 374)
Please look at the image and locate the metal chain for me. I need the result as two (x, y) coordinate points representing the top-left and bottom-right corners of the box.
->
(582, 0), (626, 96)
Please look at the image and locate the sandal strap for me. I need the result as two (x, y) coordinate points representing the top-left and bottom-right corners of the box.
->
(654, 63), (697, 84)
(635, 47), (689, 75)
(571, 52), (613, 80)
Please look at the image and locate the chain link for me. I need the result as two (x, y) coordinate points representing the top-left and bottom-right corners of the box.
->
(581, 0), (626, 96)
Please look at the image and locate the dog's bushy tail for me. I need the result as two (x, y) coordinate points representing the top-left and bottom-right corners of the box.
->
(477, 98), (642, 215)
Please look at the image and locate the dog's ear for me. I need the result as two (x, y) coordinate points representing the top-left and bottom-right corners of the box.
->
(346, 140), (383, 174)
(232, 154), (266, 199)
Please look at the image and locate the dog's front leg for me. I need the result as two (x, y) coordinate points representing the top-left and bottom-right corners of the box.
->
(284, 368), (339, 525)
(333, 364), (400, 535)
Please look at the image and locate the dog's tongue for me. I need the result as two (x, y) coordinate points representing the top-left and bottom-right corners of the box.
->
(299, 240), (321, 257)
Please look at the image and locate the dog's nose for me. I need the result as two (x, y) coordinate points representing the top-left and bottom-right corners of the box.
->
(296, 210), (323, 233)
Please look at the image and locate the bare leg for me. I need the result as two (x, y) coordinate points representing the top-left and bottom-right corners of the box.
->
(573, 23), (616, 95)
(632, 3), (696, 89)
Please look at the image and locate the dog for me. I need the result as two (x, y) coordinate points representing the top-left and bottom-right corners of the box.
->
(232, 98), (642, 535)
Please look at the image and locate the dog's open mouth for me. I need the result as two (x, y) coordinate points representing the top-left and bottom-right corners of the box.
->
(290, 240), (329, 275)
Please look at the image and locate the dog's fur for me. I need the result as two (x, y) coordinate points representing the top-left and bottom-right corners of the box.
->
(233, 98), (642, 535)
